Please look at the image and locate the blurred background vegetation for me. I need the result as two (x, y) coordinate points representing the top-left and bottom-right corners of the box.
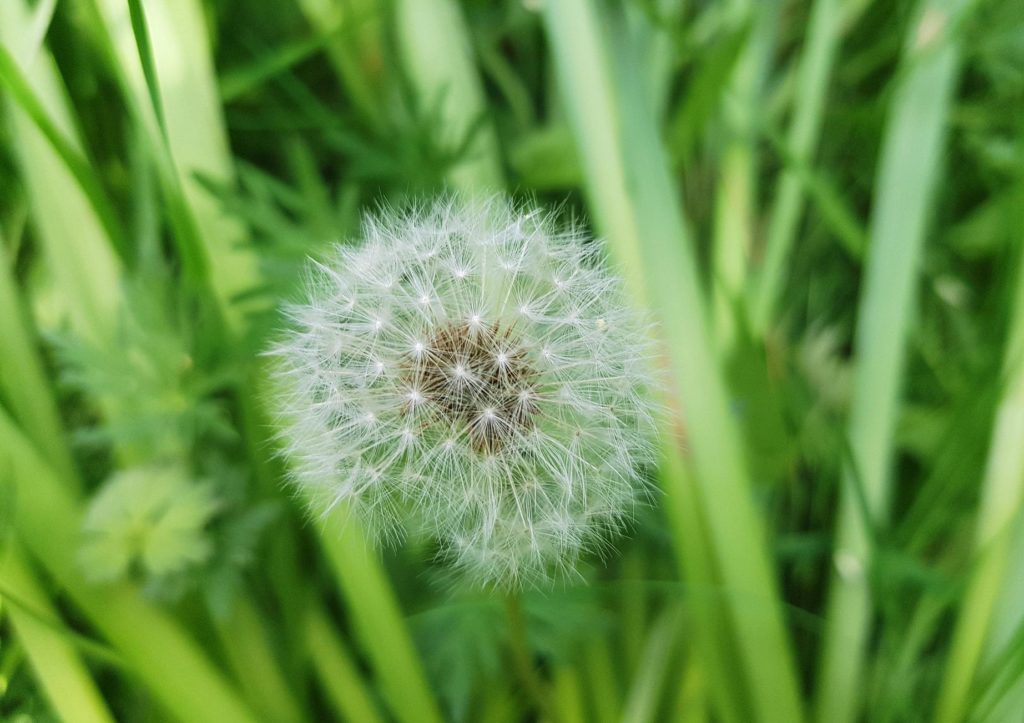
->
(1, 0), (1024, 721)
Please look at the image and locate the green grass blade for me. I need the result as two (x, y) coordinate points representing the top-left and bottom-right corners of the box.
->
(0, 408), (258, 723)
(305, 604), (387, 723)
(215, 598), (306, 723)
(0, 544), (115, 723)
(394, 0), (503, 189)
(934, 240), (1024, 722)
(711, 0), (778, 348)
(750, 0), (847, 334)
(620, 604), (684, 723)
(813, 4), (969, 722)
(0, 1), (124, 344)
(0, 48), (129, 262)
(89, 0), (261, 328)
(542, 3), (805, 721)
(0, 232), (76, 483)
(316, 509), (445, 723)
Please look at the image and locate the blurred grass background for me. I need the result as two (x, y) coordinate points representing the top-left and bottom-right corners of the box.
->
(1, 0), (1024, 721)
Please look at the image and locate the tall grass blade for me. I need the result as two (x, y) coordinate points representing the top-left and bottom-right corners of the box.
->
(813, 3), (969, 721)
(542, 3), (805, 721)
(394, 0), (503, 189)
(935, 237), (1024, 722)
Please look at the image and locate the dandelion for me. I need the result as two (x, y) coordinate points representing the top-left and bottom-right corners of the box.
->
(271, 196), (659, 587)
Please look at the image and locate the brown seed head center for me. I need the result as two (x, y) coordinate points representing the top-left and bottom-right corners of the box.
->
(408, 322), (539, 453)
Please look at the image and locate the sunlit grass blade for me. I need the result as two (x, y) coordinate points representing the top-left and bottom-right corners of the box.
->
(542, 3), (805, 721)
(971, 516), (1024, 721)
(582, 636), (620, 723)
(934, 240), (1024, 722)
(551, 665), (586, 723)
(0, 234), (112, 722)
(658, 454), (748, 723)
(710, 0), (778, 349)
(0, 1), (123, 343)
(316, 511), (445, 723)
(0, 408), (257, 723)
(813, 3), (969, 722)
(0, 231), (75, 483)
(87, 0), (260, 328)
(0, 544), (114, 723)
(394, 0), (503, 189)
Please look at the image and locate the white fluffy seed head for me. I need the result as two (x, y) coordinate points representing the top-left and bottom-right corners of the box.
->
(270, 196), (660, 588)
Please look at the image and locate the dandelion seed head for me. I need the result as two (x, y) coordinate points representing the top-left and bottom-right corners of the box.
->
(271, 196), (659, 587)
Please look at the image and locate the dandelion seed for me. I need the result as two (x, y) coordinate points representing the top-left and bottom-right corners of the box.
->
(270, 196), (659, 587)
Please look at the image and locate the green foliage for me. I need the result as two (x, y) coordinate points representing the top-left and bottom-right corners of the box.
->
(1, 0), (1023, 721)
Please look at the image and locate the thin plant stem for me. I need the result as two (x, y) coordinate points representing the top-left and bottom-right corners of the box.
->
(316, 509), (445, 723)
(583, 636), (621, 723)
(711, 0), (779, 350)
(550, 664), (585, 723)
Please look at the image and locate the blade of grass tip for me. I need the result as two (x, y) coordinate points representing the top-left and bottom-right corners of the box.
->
(813, 3), (969, 722)
(749, 0), (846, 336)
(0, 1), (123, 344)
(316, 508), (445, 723)
(0, 544), (114, 723)
(0, 232), (76, 484)
(711, 0), (779, 351)
(393, 0), (503, 190)
(304, 603), (387, 723)
(542, 3), (805, 722)
(0, 408), (257, 723)
(621, 604), (684, 723)
(935, 238), (1024, 723)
